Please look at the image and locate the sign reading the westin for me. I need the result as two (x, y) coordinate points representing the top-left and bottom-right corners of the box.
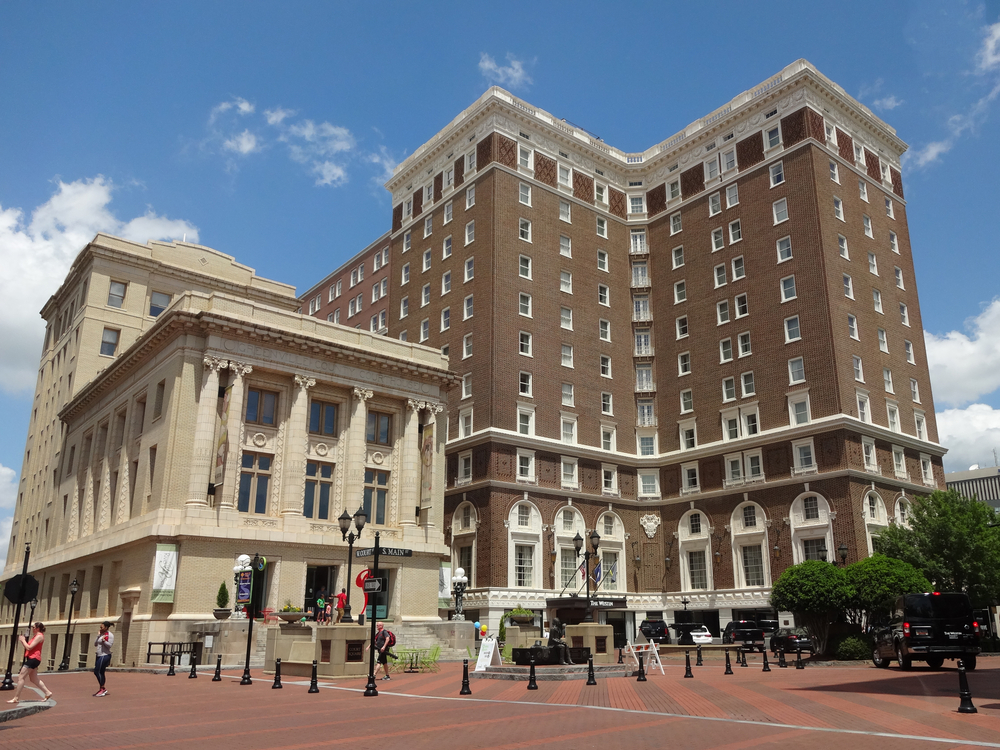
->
(355, 547), (413, 558)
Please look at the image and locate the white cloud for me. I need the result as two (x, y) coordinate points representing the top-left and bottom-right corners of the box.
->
(223, 130), (260, 155)
(977, 21), (1000, 71)
(873, 95), (904, 111)
(312, 161), (347, 187)
(285, 120), (355, 157)
(936, 404), (1000, 473)
(0, 464), (16, 510)
(479, 53), (533, 89)
(857, 78), (884, 100)
(264, 107), (295, 126)
(905, 139), (953, 168)
(368, 146), (398, 185)
(0, 516), (12, 569)
(926, 298), (1000, 407)
(0, 176), (198, 393)
(209, 97), (255, 124)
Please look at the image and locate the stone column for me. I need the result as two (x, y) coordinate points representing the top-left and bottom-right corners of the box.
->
(423, 402), (445, 530)
(219, 361), (252, 511)
(398, 399), (422, 527)
(187, 356), (228, 507)
(343, 387), (373, 516)
(281, 374), (315, 517)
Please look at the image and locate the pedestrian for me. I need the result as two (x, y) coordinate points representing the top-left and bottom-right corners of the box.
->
(315, 596), (326, 623)
(324, 599), (333, 623)
(6, 623), (52, 704)
(93, 621), (114, 697)
(335, 588), (347, 623)
(367, 622), (395, 680)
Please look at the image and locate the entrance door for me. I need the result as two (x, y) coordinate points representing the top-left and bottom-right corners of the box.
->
(606, 611), (627, 649)
(306, 566), (336, 618)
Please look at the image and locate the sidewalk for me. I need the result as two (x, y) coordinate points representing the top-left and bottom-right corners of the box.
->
(0, 659), (996, 749)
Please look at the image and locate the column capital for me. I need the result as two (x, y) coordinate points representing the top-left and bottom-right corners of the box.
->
(204, 356), (229, 373)
(228, 361), (253, 379)
(353, 387), (374, 402)
(294, 374), (317, 390)
(406, 398), (423, 412)
(424, 402), (444, 415)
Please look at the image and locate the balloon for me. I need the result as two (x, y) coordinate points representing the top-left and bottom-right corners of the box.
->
(474, 621), (481, 630)
(481, 625), (487, 633)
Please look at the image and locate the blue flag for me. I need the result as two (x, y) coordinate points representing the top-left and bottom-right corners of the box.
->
(593, 559), (602, 583)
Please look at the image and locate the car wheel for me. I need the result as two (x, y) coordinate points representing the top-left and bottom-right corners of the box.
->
(962, 655), (977, 672)
(925, 656), (944, 669)
(895, 642), (912, 670)
(872, 647), (890, 668)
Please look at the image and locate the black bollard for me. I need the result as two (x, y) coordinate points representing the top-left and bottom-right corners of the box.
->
(167, 654), (176, 676)
(636, 652), (647, 682)
(308, 660), (319, 693)
(527, 655), (538, 690)
(957, 660), (977, 714)
(778, 648), (787, 668)
(696, 644), (703, 667)
(762, 650), (770, 673)
(189, 655), (198, 678)
(460, 659), (472, 695)
(618, 648), (624, 665)
(684, 651), (694, 678)
(272, 658), (283, 689)
(212, 654), (222, 681)
(740, 648), (748, 667)
(724, 649), (733, 675)
(796, 649), (804, 669)
(587, 655), (597, 686)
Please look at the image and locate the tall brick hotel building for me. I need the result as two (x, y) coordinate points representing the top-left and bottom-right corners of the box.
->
(303, 59), (944, 640)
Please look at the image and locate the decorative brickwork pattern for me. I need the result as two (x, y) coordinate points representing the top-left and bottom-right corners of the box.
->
(890, 167), (904, 199)
(864, 148), (882, 181)
(836, 128), (854, 163)
(477, 134), (496, 170)
(680, 165), (704, 199)
(434, 173), (443, 202)
(573, 171), (594, 203)
(646, 183), (666, 217)
(454, 156), (465, 187)
(534, 153), (557, 187)
(736, 132), (764, 170)
(779, 109), (806, 147)
(497, 134), (517, 168)
(392, 204), (403, 233)
(608, 187), (626, 219)
(412, 188), (423, 218)
(805, 108), (826, 142)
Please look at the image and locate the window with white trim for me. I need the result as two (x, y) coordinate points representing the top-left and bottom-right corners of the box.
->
(729, 220), (742, 243)
(720, 339), (733, 363)
(600, 318), (611, 341)
(883, 367), (894, 393)
(888, 403), (900, 433)
(873, 289), (883, 314)
(519, 371), (532, 397)
(458, 451), (472, 484)
(862, 437), (877, 471)
(741, 371), (755, 397)
(600, 355), (612, 378)
(732, 256), (745, 280)
(829, 160), (839, 182)
(726, 183), (739, 208)
(560, 235), (572, 257)
(597, 249), (609, 271)
(857, 392), (871, 423)
(463, 294), (473, 319)
(517, 450), (535, 481)
(712, 228), (725, 251)
(889, 231), (899, 253)
(519, 218), (532, 242)
(519, 182), (531, 206)
(894, 266), (904, 289)
(560, 200), (572, 222)
(636, 363), (653, 390)
(680, 421), (697, 450)
(444, 202), (453, 223)
(735, 293), (748, 318)
(777, 236), (792, 262)
(910, 378), (920, 403)
(558, 165), (571, 187)
(681, 463), (699, 493)
(560, 382), (574, 407)
(561, 344), (573, 368)
(709, 192), (722, 216)
(722, 148), (736, 172)
(421, 283), (430, 307)
(674, 280), (686, 303)
(519, 331), (532, 356)
(785, 315), (801, 342)
(519, 146), (532, 170)
(680, 389), (693, 414)
(863, 214), (873, 238)
(630, 229), (646, 254)
(858, 179), (868, 202)
(789, 392), (810, 425)
(560, 270), (573, 294)
(517, 404), (535, 436)
(678, 352), (691, 376)
(769, 161), (785, 187)
(669, 179), (681, 200)
(853, 356), (864, 382)
(766, 125), (781, 149)
(561, 416), (577, 445)
(834, 197), (844, 221)
(717, 300), (730, 325)
(788, 357), (805, 384)
(640, 471), (660, 497)
(838, 235), (849, 259)
(885, 197), (894, 218)
(738, 331), (751, 357)
(424, 215), (433, 238)
(601, 392), (613, 416)
(629, 195), (644, 214)
(420, 318), (429, 342)
(714, 264), (727, 288)
(464, 257), (474, 281)
(780, 275), (797, 302)
(793, 438), (816, 472)
(900, 302), (909, 326)
(560, 306), (573, 330)
(878, 327), (888, 353)
(465, 220), (475, 244)
(595, 183), (606, 203)
(441, 307), (451, 331)
(596, 217), (607, 237)
(598, 284), (609, 306)
(905, 340), (915, 364)
(847, 314), (858, 340)
(704, 157), (719, 181)
(670, 212), (682, 234)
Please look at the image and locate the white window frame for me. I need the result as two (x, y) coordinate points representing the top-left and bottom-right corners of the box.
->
(785, 315), (801, 343)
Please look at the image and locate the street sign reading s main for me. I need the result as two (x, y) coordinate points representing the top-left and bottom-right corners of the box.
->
(355, 547), (413, 558)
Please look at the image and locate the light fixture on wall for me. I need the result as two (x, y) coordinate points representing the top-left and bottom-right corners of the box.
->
(837, 542), (849, 566)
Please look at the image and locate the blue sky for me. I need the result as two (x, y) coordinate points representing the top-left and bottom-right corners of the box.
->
(2, 1), (1000, 559)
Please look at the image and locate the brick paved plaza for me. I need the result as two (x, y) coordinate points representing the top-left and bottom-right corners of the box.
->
(1, 658), (998, 749)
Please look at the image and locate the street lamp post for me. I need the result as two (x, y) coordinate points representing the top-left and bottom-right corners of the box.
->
(837, 543), (849, 566)
(58, 579), (79, 671)
(239, 553), (260, 685)
(452, 567), (468, 621)
(337, 505), (368, 624)
(573, 529), (601, 623)
(26, 597), (38, 636)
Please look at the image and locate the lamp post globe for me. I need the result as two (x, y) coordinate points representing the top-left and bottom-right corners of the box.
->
(452, 567), (469, 621)
(838, 542), (849, 565)
(59, 578), (80, 671)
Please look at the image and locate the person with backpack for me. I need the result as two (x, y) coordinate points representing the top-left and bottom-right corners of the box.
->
(368, 622), (395, 680)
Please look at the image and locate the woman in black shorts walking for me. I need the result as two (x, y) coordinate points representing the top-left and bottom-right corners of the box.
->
(7, 622), (52, 703)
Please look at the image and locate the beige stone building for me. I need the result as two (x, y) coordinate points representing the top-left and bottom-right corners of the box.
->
(2, 234), (456, 668)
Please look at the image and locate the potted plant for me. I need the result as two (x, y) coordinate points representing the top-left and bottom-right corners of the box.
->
(213, 582), (232, 620)
(276, 601), (306, 623)
(507, 605), (535, 626)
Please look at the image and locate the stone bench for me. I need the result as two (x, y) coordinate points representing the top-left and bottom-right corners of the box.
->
(511, 646), (591, 666)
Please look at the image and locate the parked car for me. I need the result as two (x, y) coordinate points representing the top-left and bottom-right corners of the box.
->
(690, 626), (713, 645)
(722, 620), (765, 651)
(759, 619), (779, 637)
(770, 627), (813, 655)
(638, 619), (672, 644)
(872, 592), (981, 670)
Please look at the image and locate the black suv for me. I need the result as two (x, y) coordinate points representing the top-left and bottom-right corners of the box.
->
(872, 592), (981, 671)
(638, 619), (672, 644)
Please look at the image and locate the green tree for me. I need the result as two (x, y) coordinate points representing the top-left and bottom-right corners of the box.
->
(216, 581), (230, 609)
(843, 554), (931, 629)
(874, 489), (1000, 607)
(770, 560), (849, 655)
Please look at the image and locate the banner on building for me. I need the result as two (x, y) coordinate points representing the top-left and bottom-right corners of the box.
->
(151, 543), (178, 603)
(236, 570), (252, 605)
(438, 560), (451, 609)
(214, 385), (233, 487)
(419, 422), (434, 506)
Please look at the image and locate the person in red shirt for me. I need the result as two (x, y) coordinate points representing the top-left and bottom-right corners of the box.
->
(7, 623), (52, 704)
(335, 589), (347, 624)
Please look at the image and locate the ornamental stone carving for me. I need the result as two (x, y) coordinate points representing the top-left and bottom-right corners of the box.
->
(204, 356), (228, 373)
(640, 514), (661, 539)
(228, 361), (253, 378)
(294, 374), (316, 390)
(353, 387), (374, 402)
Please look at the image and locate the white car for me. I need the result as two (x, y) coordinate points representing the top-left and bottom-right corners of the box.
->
(691, 626), (713, 645)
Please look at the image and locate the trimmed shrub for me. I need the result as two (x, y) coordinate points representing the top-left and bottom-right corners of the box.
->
(834, 635), (872, 661)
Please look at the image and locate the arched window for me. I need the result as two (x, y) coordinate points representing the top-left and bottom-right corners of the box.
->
(789, 492), (835, 563)
(730, 501), (770, 589)
(596, 511), (625, 592)
(894, 496), (910, 527)
(678, 509), (713, 592)
(553, 504), (586, 592)
(507, 500), (542, 589)
(864, 491), (888, 555)
(452, 501), (478, 586)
